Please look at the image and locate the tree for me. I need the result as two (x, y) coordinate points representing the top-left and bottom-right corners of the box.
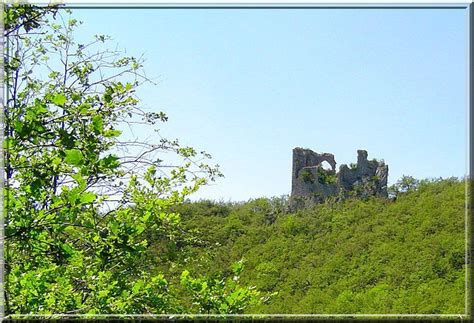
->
(3, 4), (265, 315)
(388, 175), (420, 198)
(180, 259), (272, 314)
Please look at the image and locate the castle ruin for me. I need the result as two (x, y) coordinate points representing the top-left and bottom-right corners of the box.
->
(291, 148), (388, 206)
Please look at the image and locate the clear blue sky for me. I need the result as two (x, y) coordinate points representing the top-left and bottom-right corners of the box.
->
(72, 8), (468, 201)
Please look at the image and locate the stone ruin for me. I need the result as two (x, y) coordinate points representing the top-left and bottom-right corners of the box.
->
(291, 148), (388, 206)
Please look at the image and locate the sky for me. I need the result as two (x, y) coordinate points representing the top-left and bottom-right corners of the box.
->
(71, 7), (468, 201)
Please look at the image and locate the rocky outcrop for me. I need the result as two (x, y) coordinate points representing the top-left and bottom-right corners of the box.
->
(291, 148), (388, 206)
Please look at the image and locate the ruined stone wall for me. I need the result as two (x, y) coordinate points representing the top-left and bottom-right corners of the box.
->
(291, 148), (338, 202)
(291, 148), (388, 206)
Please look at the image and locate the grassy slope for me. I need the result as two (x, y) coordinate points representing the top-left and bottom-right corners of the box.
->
(174, 178), (466, 314)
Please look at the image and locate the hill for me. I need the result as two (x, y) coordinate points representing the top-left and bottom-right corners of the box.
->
(153, 177), (466, 314)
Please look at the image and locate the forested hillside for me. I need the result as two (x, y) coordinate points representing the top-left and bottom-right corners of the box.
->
(163, 178), (466, 314)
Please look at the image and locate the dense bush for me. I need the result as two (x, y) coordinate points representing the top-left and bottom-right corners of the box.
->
(171, 177), (466, 314)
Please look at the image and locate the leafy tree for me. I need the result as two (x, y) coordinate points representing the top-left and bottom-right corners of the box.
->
(180, 260), (270, 314)
(3, 4), (267, 315)
(399, 175), (420, 192)
(389, 175), (420, 198)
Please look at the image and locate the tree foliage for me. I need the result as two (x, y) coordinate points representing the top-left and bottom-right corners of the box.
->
(3, 4), (268, 315)
(180, 259), (272, 314)
(175, 177), (465, 314)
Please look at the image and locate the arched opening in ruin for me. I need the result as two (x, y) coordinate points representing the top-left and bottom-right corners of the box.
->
(320, 160), (333, 171)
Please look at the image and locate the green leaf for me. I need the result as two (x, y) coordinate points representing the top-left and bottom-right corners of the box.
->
(80, 191), (96, 204)
(110, 221), (120, 235)
(71, 172), (85, 185)
(136, 224), (145, 235)
(61, 243), (75, 256)
(98, 290), (109, 298)
(132, 280), (144, 294)
(67, 188), (79, 204)
(100, 154), (120, 169)
(104, 129), (122, 138)
(34, 99), (48, 114)
(65, 149), (83, 166)
(92, 115), (104, 133)
(52, 93), (67, 106)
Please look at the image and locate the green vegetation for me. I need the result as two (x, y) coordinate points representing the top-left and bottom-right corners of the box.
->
(172, 177), (466, 314)
(300, 169), (314, 184)
(4, 5), (266, 315)
(4, 4), (466, 316)
(317, 166), (337, 185)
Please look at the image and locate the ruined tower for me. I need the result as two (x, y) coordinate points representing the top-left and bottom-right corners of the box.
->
(291, 148), (388, 206)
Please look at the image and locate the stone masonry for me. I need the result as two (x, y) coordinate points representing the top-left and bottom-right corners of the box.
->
(291, 148), (388, 205)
